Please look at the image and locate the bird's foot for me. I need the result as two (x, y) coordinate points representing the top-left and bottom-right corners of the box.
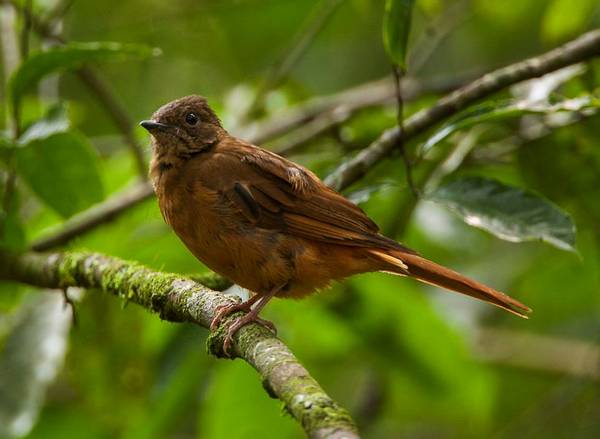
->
(223, 312), (277, 356)
(211, 284), (285, 356)
(210, 295), (260, 331)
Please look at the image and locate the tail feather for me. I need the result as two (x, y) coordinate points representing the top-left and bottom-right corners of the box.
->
(369, 249), (531, 318)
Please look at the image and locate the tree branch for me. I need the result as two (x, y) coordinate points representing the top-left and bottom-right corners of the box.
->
(472, 327), (600, 381)
(29, 181), (154, 251)
(325, 29), (600, 190)
(238, 0), (345, 124)
(31, 75), (466, 251)
(239, 74), (466, 145)
(0, 250), (359, 439)
(27, 30), (600, 251)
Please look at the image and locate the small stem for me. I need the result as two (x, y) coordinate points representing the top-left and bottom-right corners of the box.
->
(8, 0), (148, 179)
(239, 0), (345, 124)
(0, 1), (23, 239)
(325, 29), (600, 191)
(391, 65), (418, 198)
(76, 68), (148, 178)
(19, 0), (32, 59)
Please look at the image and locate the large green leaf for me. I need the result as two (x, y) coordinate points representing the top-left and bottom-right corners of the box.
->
(426, 176), (576, 251)
(382, 0), (415, 70)
(9, 42), (160, 108)
(16, 131), (104, 218)
(419, 96), (600, 157)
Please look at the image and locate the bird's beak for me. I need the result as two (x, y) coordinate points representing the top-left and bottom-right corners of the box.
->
(139, 120), (173, 132)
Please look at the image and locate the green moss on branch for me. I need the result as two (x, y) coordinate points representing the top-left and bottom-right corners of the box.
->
(0, 250), (359, 438)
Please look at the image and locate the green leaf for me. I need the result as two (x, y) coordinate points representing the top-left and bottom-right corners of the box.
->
(427, 176), (576, 251)
(18, 105), (70, 145)
(382, 0), (415, 69)
(16, 131), (104, 218)
(419, 96), (600, 157)
(9, 42), (160, 108)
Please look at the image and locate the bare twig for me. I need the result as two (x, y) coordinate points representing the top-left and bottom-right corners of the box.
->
(472, 327), (600, 381)
(0, 250), (360, 439)
(28, 31), (600, 251)
(325, 29), (600, 191)
(0, 1), (22, 239)
(30, 181), (154, 251)
(269, 106), (352, 155)
(407, 0), (471, 73)
(391, 65), (417, 198)
(239, 0), (345, 124)
(239, 74), (468, 145)
(31, 75), (467, 250)
(8, 0), (148, 178)
(19, 0), (32, 59)
(75, 68), (148, 177)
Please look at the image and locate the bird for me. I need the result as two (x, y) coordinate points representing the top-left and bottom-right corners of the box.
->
(141, 95), (531, 354)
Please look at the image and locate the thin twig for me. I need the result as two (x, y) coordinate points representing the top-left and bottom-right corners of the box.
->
(407, 0), (471, 73)
(239, 0), (345, 124)
(0, 1), (22, 239)
(19, 0), (32, 59)
(472, 327), (600, 381)
(28, 31), (600, 250)
(8, 0), (148, 179)
(31, 76), (467, 250)
(391, 65), (418, 198)
(324, 29), (600, 191)
(75, 68), (148, 177)
(239, 74), (469, 145)
(0, 250), (360, 439)
(30, 181), (154, 251)
(41, 0), (75, 24)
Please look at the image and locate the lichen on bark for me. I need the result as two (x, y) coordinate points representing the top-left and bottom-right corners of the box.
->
(0, 250), (360, 438)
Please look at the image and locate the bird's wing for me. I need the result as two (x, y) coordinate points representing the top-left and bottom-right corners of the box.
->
(201, 138), (415, 253)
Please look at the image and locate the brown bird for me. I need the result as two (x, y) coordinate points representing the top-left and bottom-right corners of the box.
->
(141, 95), (530, 354)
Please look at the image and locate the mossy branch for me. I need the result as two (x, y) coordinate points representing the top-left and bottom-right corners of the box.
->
(325, 29), (600, 190)
(0, 250), (359, 439)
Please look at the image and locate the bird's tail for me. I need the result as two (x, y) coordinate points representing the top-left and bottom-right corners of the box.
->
(369, 249), (531, 318)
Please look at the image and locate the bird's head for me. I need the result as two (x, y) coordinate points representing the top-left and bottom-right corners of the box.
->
(140, 95), (224, 162)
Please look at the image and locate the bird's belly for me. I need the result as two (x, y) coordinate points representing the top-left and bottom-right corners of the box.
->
(164, 196), (375, 297)
(174, 217), (294, 294)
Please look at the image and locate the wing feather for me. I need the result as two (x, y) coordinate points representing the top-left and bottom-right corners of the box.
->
(206, 138), (416, 253)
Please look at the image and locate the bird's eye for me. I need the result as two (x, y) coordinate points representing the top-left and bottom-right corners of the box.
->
(185, 112), (199, 125)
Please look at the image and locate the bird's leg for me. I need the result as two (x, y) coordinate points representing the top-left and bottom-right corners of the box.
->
(222, 283), (285, 356)
(210, 293), (262, 331)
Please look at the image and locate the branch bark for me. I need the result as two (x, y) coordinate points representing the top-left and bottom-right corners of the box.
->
(238, 74), (466, 145)
(324, 29), (600, 190)
(472, 328), (600, 381)
(26, 30), (600, 253)
(30, 181), (154, 251)
(0, 250), (359, 439)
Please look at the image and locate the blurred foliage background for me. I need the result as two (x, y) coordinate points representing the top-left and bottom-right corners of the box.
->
(1, 0), (600, 437)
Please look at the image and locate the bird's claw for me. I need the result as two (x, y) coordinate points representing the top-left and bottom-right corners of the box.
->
(210, 298), (251, 331)
(222, 314), (277, 356)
